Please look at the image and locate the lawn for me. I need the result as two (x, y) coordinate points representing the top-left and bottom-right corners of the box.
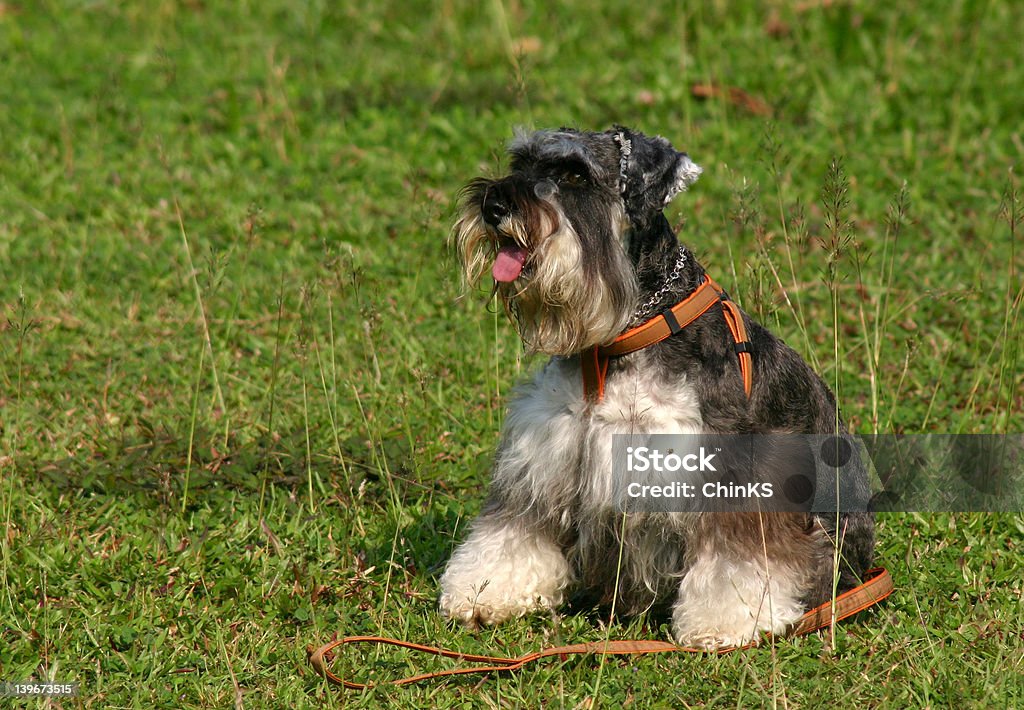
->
(1, 1), (1022, 707)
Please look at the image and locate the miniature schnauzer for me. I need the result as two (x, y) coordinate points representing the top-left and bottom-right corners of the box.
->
(439, 126), (874, 649)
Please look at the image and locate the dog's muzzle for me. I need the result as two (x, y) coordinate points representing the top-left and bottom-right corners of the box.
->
(480, 184), (529, 283)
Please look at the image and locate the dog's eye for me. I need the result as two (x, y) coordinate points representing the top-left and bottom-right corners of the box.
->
(558, 169), (589, 187)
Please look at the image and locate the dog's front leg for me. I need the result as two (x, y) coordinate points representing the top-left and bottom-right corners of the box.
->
(671, 553), (807, 649)
(671, 535), (810, 650)
(439, 510), (570, 627)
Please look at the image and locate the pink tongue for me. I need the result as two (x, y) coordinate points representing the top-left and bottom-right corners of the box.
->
(492, 244), (527, 282)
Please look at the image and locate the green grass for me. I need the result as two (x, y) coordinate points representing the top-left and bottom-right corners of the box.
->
(1, 0), (1022, 707)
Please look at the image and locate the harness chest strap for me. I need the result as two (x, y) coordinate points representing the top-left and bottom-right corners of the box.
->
(582, 275), (754, 402)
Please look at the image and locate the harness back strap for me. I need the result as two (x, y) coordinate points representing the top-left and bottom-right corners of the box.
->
(308, 567), (893, 690)
(581, 275), (753, 402)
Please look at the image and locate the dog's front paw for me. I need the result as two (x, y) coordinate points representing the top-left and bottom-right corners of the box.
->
(438, 519), (569, 628)
(438, 578), (559, 628)
(671, 597), (787, 649)
(672, 622), (762, 651)
(671, 556), (806, 650)
(671, 594), (801, 650)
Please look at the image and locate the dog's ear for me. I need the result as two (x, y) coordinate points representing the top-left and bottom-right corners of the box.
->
(611, 127), (702, 223)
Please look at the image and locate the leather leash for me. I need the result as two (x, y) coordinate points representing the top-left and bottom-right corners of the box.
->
(582, 275), (753, 402)
(308, 567), (893, 690)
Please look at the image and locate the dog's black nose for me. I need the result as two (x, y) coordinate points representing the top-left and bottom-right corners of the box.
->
(482, 193), (511, 227)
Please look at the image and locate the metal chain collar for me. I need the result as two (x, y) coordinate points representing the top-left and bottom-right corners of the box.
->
(632, 246), (689, 324)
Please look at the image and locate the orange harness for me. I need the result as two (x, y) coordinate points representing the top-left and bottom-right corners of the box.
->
(581, 275), (754, 402)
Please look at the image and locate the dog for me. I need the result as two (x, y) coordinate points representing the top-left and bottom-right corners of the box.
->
(439, 126), (874, 650)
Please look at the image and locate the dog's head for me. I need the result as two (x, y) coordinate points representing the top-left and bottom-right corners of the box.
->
(454, 127), (701, 355)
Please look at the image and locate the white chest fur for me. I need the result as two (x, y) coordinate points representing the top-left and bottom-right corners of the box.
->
(493, 353), (704, 528)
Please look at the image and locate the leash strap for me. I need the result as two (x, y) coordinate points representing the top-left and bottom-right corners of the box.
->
(582, 275), (753, 402)
(309, 567), (893, 690)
